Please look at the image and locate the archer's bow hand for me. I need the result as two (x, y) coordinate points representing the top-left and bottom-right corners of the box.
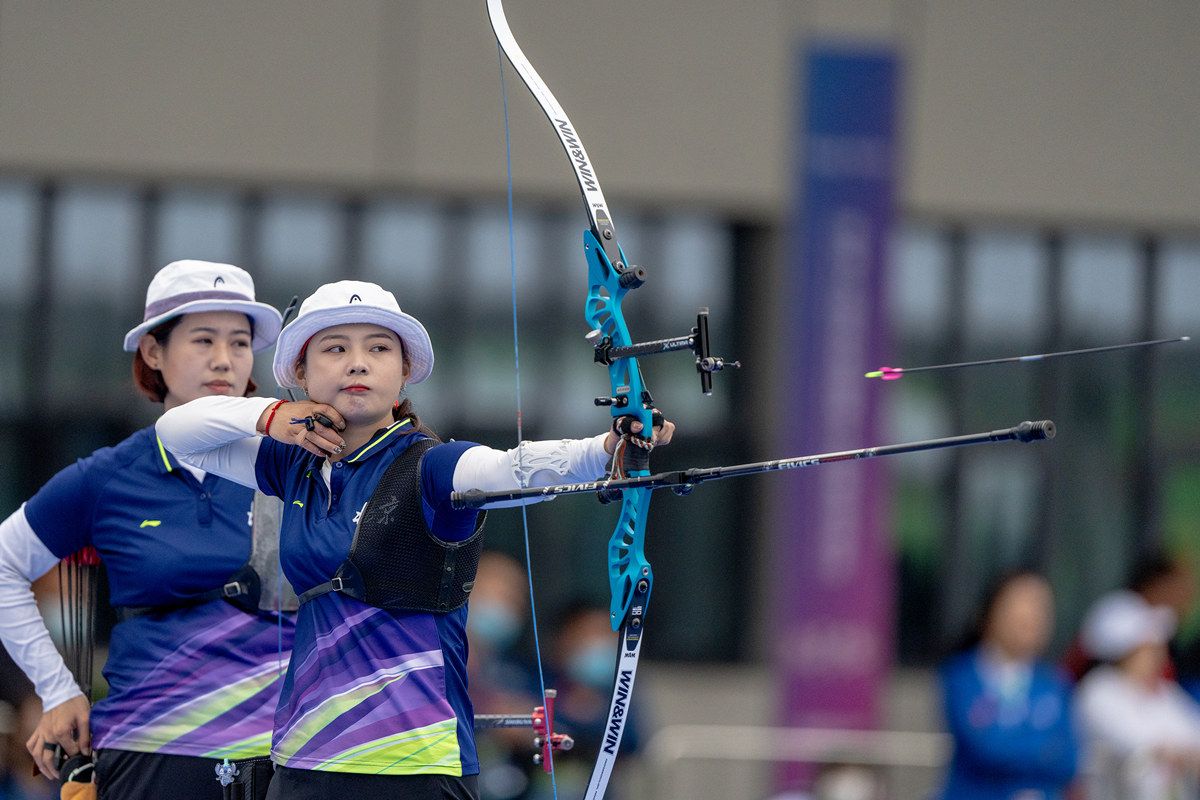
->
(604, 412), (675, 455)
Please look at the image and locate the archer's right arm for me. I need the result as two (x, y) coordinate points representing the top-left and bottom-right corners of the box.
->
(0, 507), (91, 777)
(156, 396), (279, 489)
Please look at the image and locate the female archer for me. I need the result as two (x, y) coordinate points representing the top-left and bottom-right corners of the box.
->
(156, 279), (673, 800)
(0, 260), (296, 799)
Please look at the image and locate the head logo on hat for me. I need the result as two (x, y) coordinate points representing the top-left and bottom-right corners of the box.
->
(272, 280), (435, 390)
(122, 260), (283, 353)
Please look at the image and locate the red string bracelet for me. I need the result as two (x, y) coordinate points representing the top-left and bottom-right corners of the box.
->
(262, 399), (287, 436)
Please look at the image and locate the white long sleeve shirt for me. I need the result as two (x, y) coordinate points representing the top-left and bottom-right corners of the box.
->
(154, 395), (612, 504)
(0, 506), (85, 710)
(1077, 666), (1200, 800)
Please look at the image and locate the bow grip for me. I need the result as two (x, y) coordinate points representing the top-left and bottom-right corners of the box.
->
(613, 410), (663, 473)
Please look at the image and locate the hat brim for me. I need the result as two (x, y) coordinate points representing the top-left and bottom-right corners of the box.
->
(271, 305), (434, 390)
(1082, 595), (1177, 662)
(123, 299), (284, 353)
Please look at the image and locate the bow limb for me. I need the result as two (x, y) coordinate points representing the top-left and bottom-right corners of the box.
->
(486, 0), (622, 268)
(488, 2), (654, 797)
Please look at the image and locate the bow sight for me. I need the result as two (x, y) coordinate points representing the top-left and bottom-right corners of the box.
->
(587, 307), (740, 404)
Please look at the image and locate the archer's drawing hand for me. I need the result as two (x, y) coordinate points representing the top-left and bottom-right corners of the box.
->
(258, 400), (347, 458)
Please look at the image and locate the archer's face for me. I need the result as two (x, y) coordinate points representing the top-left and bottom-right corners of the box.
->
(141, 311), (254, 410)
(298, 323), (409, 429)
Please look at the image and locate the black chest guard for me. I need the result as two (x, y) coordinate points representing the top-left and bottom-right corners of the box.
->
(298, 438), (486, 613)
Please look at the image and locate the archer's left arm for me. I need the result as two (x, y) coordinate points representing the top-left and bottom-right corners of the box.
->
(451, 434), (611, 508)
(450, 417), (675, 509)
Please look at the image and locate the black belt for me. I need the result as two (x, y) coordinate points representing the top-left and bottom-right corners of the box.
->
(114, 579), (251, 622)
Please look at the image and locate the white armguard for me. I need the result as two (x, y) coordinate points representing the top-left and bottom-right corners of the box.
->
(452, 434), (611, 508)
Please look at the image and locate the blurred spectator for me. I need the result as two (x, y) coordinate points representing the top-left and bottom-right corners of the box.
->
(468, 552), (542, 800)
(0, 695), (56, 800)
(1131, 554), (1198, 624)
(1064, 552), (1197, 682)
(545, 603), (647, 800)
(938, 570), (1078, 800)
(469, 551), (537, 710)
(0, 650), (52, 800)
(1076, 591), (1200, 800)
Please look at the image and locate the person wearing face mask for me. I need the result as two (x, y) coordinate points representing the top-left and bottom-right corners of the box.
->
(468, 553), (529, 660)
(938, 570), (1078, 800)
(466, 553), (541, 800)
(1076, 591), (1200, 800)
(0, 261), (295, 800)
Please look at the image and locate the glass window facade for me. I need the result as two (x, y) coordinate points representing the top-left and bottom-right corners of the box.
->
(1, 176), (1196, 665)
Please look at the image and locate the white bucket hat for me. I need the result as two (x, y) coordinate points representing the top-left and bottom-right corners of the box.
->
(123, 260), (283, 352)
(1081, 590), (1176, 662)
(272, 280), (434, 390)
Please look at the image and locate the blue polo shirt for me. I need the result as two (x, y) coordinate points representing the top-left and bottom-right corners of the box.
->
(23, 425), (294, 758)
(939, 648), (1078, 800)
(253, 418), (483, 776)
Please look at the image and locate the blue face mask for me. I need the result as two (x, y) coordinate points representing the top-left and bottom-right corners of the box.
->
(468, 601), (522, 651)
(568, 640), (617, 690)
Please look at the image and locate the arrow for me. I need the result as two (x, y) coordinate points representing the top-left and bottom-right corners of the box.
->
(866, 336), (1190, 381)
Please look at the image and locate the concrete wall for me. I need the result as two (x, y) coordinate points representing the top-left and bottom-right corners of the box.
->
(630, 664), (944, 800)
(1, 0), (1197, 226)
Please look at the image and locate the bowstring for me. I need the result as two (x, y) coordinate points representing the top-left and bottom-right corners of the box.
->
(497, 44), (559, 796)
(275, 296), (300, 677)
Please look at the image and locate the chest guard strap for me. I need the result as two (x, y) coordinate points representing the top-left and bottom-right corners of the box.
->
(298, 438), (486, 613)
(115, 491), (297, 622)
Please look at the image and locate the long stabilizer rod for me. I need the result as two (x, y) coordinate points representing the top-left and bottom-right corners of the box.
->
(452, 420), (1055, 509)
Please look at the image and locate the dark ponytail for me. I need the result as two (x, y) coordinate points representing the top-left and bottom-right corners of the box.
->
(393, 397), (439, 442)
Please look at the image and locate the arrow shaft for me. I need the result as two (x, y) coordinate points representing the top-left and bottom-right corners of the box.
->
(901, 336), (1189, 375)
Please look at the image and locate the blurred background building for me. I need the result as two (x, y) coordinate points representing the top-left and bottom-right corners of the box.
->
(0, 1), (1198, 797)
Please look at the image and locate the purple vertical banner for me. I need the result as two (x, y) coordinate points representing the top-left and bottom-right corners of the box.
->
(772, 45), (899, 787)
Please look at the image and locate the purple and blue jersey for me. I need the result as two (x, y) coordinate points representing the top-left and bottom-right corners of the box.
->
(24, 425), (294, 758)
(253, 418), (482, 775)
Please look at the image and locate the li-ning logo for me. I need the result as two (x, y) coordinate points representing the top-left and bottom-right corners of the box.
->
(602, 669), (634, 755)
(214, 276), (225, 287)
(349, 294), (362, 303)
